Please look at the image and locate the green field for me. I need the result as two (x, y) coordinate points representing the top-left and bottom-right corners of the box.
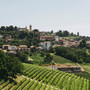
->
(52, 54), (77, 66)
(30, 53), (78, 66)
(29, 53), (45, 64)
(80, 63), (90, 72)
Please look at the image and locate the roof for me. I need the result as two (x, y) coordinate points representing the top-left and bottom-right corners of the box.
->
(52, 44), (61, 48)
(19, 45), (27, 48)
(44, 41), (51, 43)
(8, 46), (17, 47)
(3, 45), (10, 46)
(57, 65), (81, 69)
(40, 36), (54, 40)
(30, 46), (35, 48)
(0, 48), (2, 50)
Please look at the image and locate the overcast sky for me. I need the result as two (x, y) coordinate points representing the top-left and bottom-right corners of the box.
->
(0, 0), (90, 36)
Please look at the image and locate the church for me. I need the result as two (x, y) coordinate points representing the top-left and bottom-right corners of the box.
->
(19, 25), (32, 31)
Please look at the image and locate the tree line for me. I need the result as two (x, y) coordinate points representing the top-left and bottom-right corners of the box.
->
(56, 30), (79, 37)
(0, 26), (40, 47)
(51, 46), (90, 63)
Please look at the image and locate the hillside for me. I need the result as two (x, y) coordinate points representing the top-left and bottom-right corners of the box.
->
(52, 54), (77, 66)
(29, 53), (78, 66)
(52, 54), (90, 80)
(0, 63), (89, 90)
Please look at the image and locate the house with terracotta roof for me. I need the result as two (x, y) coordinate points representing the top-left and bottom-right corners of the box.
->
(40, 36), (54, 41)
(18, 45), (28, 51)
(86, 41), (90, 46)
(36, 46), (43, 51)
(2, 45), (10, 50)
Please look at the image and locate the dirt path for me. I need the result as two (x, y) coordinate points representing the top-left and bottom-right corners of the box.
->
(76, 63), (85, 72)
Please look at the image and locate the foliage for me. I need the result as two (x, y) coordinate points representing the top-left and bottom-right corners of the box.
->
(56, 30), (77, 37)
(30, 47), (37, 53)
(16, 52), (28, 62)
(40, 51), (46, 57)
(44, 53), (53, 63)
(52, 54), (77, 66)
(54, 46), (90, 63)
(79, 39), (86, 48)
(0, 51), (23, 79)
(0, 26), (40, 47)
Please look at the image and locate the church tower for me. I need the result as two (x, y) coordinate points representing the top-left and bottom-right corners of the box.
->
(29, 25), (32, 31)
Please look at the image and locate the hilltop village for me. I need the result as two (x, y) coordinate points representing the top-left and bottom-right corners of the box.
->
(0, 25), (90, 54)
(0, 25), (90, 90)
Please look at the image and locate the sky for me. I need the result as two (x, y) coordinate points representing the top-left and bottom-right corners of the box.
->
(0, 0), (90, 36)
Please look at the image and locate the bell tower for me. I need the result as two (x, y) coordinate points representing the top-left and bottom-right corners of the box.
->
(29, 25), (32, 31)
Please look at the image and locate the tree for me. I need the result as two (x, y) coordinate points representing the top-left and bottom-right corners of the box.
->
(0, 26), (5, 31)
(40, 51), (46, 57)
(18, 52), (28, 62)
(63, 30), (69, 36)
(51, 30), (53, 33)
(77, 32), (79, 36)
(30, 47), (37, 53)
(0, 51), (23, 79)
(56, 30), (63, 37)
(44, 53), (53, 63)
(70, 32), (73, 36)
(79, 39), (86, 48)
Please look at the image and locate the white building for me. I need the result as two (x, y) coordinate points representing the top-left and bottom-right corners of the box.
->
(54, 36), (59, 42)
(8, 46), (17, 51)
(40, 41), (52, 50)
(0, 34), (3, 38)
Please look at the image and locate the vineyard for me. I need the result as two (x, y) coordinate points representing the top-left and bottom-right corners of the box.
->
(0, 63), (90, 90)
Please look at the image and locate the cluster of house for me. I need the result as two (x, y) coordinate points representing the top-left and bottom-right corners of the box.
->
(1, 26), (90, 54)
(1, 35), (90, 54)
(0, 45), (30, 54)
(0, 42), (52, 54)
(39, 35), (81, 49)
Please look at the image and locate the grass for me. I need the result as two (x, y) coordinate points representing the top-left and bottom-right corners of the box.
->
(13, 75), (24, 83)
(52, 54), (90, 80)
(80, 63), (90, 72)
(52, 54), (77, 66)
(30, 53), (78, 66)
(30, 53), (45, 64)
(62, 36), (79, 39)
